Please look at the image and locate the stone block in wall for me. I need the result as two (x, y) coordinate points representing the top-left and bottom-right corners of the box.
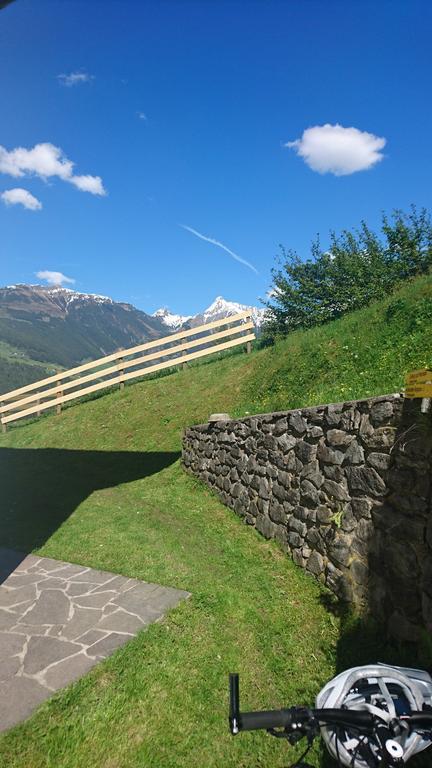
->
(295, 440), (317, 464)
(258, 478), (270, 500)
(306, 551), (324, 576)
(316, 506), (333, 524)
(294, 505), (310, 523)
(323, 464), (345, 481)
(292, 548), (306, 568)
(289, 412), (307, 434)
(349, 495), (373, 519)
(350, 558), (368, 587)
(342, 440), (365, 465)
(273, 482), (287, 502)
(302, 468), (324, 489)
(346, 466), (387, 497)
(269, 500), (286, 525)
(321, 479), (350, 502)
(370, 400), (394, 426)
(288, 516), (307, 538)
(339, 407), (361, 431)
(325, 404), (344, 428)
(325, 561), (344, 596)
(306, 527), (326, 555)
(273, 417), (288, 436)
(361, 427), (397, 451)
(316, 441), (344, 465)
(328, 535), (353, 568)
(287, 531), (304, 548)
(326, 429), (354, 447)
(300, 479), (320, 507)
(367, 452), (391, 473)
(256, 514), (276, 540)
(277, 433), (297, 453)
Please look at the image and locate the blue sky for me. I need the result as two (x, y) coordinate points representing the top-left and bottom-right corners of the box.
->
(0, 0), (431, 314)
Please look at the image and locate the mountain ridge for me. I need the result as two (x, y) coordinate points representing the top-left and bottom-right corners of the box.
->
(0, 284), (265, 393)
(153, 295), (265, 331)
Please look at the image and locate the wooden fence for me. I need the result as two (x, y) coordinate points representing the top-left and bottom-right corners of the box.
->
(0, 311), (255, 432)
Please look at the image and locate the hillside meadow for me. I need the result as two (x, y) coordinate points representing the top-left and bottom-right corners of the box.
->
(1, 273), (432, 767)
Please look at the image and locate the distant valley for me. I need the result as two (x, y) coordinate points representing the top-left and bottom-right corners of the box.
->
(0, 284), (265, 394)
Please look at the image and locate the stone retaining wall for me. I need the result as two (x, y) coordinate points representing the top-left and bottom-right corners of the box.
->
(182, 394), (432, 641)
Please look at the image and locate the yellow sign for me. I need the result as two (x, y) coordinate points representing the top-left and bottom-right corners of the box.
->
(405, 369), (432, 398)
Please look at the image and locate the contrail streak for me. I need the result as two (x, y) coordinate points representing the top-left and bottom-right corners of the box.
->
(180, 224), (258, 275)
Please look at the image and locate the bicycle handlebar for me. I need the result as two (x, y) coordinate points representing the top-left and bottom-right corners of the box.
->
(228, 672), (432, 734)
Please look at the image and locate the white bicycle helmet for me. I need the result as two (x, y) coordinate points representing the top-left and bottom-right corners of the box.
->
(316, 663), (432, 768)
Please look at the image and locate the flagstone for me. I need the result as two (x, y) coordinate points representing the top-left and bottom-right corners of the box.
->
(23, 589), (70, 625)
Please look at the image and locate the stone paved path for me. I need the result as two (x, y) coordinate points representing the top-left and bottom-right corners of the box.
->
(0, 548), (189, 732)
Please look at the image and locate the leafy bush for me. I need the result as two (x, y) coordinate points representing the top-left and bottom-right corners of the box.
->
(264, 206), (432, 338)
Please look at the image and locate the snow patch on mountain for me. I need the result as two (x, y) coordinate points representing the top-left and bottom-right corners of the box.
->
(5, 284), (113, 306)
(154, 295), (266, 331)
(152, 307), (192, 330)
(43, 286), (113, 305)
(202, 296), (265, 328)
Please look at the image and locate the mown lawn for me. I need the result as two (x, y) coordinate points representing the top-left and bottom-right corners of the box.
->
(0, 356), (340, 768)
(2, 273), (432, 767)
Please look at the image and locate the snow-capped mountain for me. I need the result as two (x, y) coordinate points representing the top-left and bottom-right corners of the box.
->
(0, 283), (167, 371)
(4, 284), (115, 311)
(152, 307), (192, 330)
(153, 296), (266, 332)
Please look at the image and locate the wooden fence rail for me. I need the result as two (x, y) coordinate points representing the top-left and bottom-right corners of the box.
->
(0, 311), (255, 432)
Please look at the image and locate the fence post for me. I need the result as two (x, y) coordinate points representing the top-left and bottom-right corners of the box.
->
(56, 379), (63, 415)
(118, 355), (125, 391)
(37, 395), (41, 418)
(182, 349), (188, 370)
(246, 340), (252, 354)
(1, 401), (6, 433)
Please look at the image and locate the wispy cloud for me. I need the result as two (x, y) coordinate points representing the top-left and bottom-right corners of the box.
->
(285, 123), (386, 176)
(137, 111), (148, 121)
(1, 187), (42, 210)
(57, 71), (94, 87)
(0, 142), (106, 196)
(180, 224), (258, 274)
(36, 270), (76, 287)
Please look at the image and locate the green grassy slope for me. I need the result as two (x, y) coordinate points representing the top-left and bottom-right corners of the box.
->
(240, 272), (432, 415)
(0, 340), (58, 395)
(1, 274), (431, 768)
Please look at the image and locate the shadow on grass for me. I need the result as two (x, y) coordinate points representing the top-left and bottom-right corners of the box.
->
(0, 447), (180, 581)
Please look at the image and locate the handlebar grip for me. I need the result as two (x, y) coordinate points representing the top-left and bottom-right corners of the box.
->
(238, 708), (294, 732)
(229, 674), (240, 721)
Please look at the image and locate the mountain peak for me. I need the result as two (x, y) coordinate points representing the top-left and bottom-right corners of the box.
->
(152, 307), (192, 330)
(154, 295), (266, 332)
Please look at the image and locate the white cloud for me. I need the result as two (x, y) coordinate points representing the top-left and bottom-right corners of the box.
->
(285, 123), (386, 176)
(137, 111), (148, 121)
(180, 224), (258, 275)
(57, 71), (94, 87)
(36, 270), (76, 287)
(0, 142), (106, 195)
(68, 174), (105, 195)
(1, 188), (42, 210)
